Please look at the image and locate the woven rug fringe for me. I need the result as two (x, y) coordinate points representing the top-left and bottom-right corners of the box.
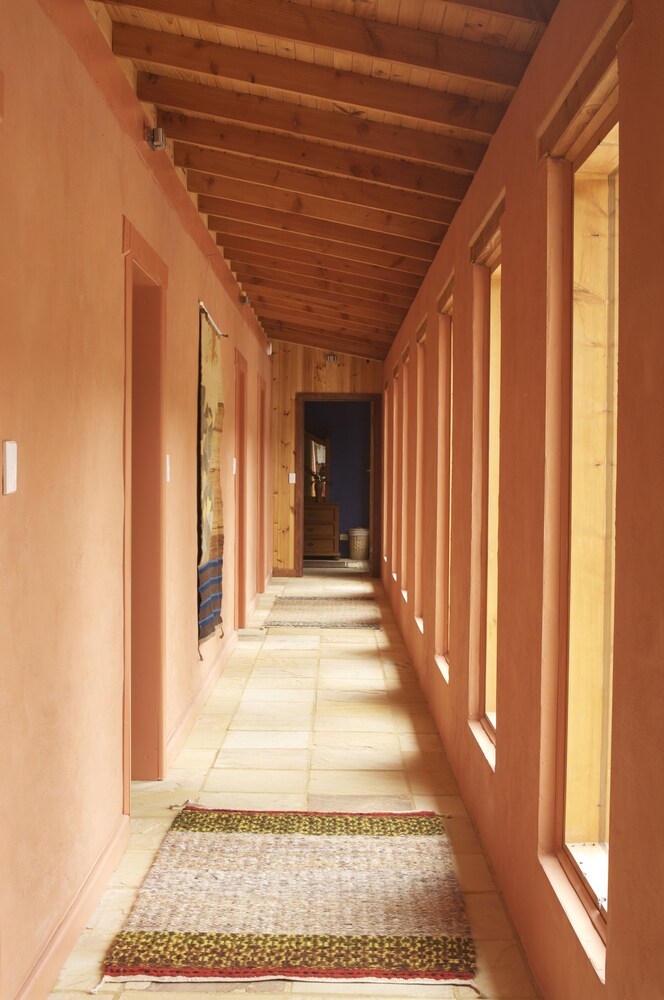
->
(169, 798), (194, 811)
(87, 976), (108, 994)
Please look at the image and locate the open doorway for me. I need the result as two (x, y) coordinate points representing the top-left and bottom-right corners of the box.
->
(123, 230), (167, 795)
(295, 394), (382, 577)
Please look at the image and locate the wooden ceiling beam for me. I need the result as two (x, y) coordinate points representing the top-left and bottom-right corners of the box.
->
(175, 145), (457, 222)
(265, 328), (387, 362)
(109, 0), (529, 87)
(199, 197), (438, 261)
(427, 0), (556, 22)
(262, 315), (390, 348)
(211, 219), (430, 276)
(138, 74), (496, 157)
(232, 263), (412, 308)
(251, 299), (400, 337)
(160, 113), (475, 196)
(256, 307), (395, 341)
(189, 173), (446, 243)
(227, 256), (414, 305)
(115, 24), (512, 132)
(217, 236), (421, 289)
(234, 275), (408, 322)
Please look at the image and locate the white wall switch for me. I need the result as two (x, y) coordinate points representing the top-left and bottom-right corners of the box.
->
(165, 454), (171, 483)
(288, 472), (296, 484)
(3, 440), (17, 495)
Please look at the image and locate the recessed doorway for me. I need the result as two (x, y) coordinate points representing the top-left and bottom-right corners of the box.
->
(295, 393), (382, 577)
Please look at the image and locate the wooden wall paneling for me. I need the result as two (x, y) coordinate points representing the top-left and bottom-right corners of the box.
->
(270, 341), (383, 572)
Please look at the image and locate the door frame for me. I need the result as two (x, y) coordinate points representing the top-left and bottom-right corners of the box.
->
(234, 349), (248, 629)
(122, 219), (168, 804)
(295, 393), (382, 578)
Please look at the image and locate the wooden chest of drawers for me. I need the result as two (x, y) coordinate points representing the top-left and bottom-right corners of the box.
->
(303, 500), (340, 558)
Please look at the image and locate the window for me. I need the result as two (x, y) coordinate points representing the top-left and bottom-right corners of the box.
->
(470, 202), (503, 741)
(391, 364), (400, 582)
(484, 262), (502, 730)
(413, 324), (427, 628)
(400, 349), (410, 599)
(562, 122), (619, 917)
(382, 380), (390, 564)
(435, 286), (454, 680)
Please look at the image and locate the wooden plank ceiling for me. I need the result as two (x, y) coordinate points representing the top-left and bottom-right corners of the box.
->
(95, 0), (558, 360)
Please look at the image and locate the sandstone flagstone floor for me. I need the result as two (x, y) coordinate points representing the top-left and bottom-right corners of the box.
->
(50, 573), (541, 1000)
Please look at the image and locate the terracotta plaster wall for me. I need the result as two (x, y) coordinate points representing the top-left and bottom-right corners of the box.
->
(382, 1), (664, 998)
(0, 3), (270, 998)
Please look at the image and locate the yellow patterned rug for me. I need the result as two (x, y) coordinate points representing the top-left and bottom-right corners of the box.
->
(102, 806), (476, 986)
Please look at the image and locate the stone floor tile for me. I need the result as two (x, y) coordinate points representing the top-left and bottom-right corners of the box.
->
(52, 570), (541, 1000)
(196, 791), (307, 811)
(221, 731), (310, 750)
(204, 768), (307, 794)
(214, 748), (310, 770)
(307, 794), (414, 813)
(308, 768), (410, 796)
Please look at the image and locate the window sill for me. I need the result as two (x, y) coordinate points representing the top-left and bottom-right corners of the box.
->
(539, 852), (607, 982)
(468, 718), (496, 771)
(435, 654), (450, 683)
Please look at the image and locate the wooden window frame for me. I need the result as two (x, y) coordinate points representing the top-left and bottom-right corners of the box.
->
(435, 280), (454, 681)
(469, 201), (504, 747)
(555, 117), (619, 940)
(391, 364), (400, 582)
(382, 380), (391, 566)
(413, 322), (427, 629)
(400, 348), (410, 600)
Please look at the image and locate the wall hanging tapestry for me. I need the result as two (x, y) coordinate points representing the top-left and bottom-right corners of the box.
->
(102, 805), (476, 986)
(197, 312), (225, 641)
(266, 594), (383, 629)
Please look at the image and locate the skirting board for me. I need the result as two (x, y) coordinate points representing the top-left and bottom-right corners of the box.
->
(16, 814), (130, 1000)
(272, 568), (299, 577)
(165, 630), (239, 770)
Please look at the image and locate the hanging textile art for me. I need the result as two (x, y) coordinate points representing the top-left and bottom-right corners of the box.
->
(198, 312), (225, 641)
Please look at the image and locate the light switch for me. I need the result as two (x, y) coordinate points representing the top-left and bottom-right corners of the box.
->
(166, 454), (171, 483)
(3, 440), (17, 495)
(288, 472), (296, 484)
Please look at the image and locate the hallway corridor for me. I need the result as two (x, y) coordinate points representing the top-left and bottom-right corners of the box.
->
(52, 574), (540, 1000)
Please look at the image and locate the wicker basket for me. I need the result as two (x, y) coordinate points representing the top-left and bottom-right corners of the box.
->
(349, 527), (370, 560)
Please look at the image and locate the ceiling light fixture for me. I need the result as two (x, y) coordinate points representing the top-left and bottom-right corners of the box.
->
(145, 126), (167, 150)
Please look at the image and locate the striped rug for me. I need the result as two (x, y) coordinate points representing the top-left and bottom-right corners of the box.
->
(266, 594), (382, 629)
(102, 806), (476, 986)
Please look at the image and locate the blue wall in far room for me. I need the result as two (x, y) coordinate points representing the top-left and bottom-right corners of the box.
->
(304, 401), (371, 558)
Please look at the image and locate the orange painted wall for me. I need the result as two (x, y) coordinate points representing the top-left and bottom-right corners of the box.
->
(0, 3), (270, 997)
(382, 1), (664, 998)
